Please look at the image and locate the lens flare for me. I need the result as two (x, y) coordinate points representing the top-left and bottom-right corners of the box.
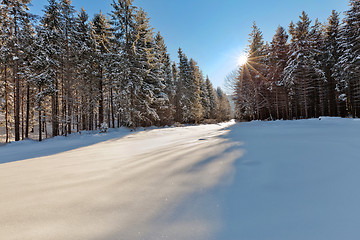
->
(238, 54), (248, 66)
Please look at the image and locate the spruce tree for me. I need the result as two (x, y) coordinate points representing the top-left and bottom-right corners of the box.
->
(205, 76), (218, 119)
(109, 0), (136, 127)
(216, 87), (232, 122)
(283, 12), (325, 119)
(59, 0), (77, 135)
(91, 11), (113, 128)
(336, 0), (360, 117)
(187, 59), (203, 123)
(268, 26), (289, 119)
(235, 22), (268, 120)
(40, 0), (62, 137)
(324, 10), (341, 116)
(2, 0), (34, 141)
(154, 32), (174, 125)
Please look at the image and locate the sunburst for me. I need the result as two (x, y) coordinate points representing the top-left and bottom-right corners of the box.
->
(237, 54), (248, 66)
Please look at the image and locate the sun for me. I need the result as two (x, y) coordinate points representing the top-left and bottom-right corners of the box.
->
(237, 54), (248, 66)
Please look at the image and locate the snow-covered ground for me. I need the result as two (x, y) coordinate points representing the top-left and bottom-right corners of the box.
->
(1, 118), (360, 240)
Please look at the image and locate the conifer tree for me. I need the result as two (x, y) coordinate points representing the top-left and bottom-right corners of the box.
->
(283, 12), (325, 119)
(74, 8), (96, 130)
(188, 59), (203, 123)
(2, 0), (34, 141)
(109, 0), (136, 126)
(205, 76), (218, 119)
(40, 0), (62, 137)
(154, 32), (174, 125)
(336, 0), (360, 117)
(59, 0), (77, 135)
(268, 26), (289, 119)
(324, 10), (341, 116)
(235, 22), (268, 120)
(91, 11), (113, 128)
(216, 87), (232, 121)
(0, 3), (12, 142)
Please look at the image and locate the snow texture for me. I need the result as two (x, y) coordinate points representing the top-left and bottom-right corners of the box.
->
(1, 118), (360, 240)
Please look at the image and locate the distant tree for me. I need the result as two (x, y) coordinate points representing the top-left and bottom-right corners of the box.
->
(205, 76), (218, 119)
(216, 87), (232, 121)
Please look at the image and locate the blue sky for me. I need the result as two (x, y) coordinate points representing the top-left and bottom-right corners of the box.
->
(30, 0), (349, 90)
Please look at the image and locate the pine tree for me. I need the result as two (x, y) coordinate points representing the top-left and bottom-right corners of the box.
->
(91, 11), (113, 128)
(74, 8), (96, 130)
(109, 0), (136, 127)
(205, 76), (218, 119)
(199, 75), (210, 119)
(18, 19), (36, 139)
(283, 12), (325, 119)
(176, 48), (188, 122)
(40, 0), (62, 137)
(324, 10), (341, 116)
(177, 49), (202, 124)
(59, 0), (77, 135)
(235, 22), (268, 120)
(129, 9), (166, 127)
(0, 3), (12, 142)
(336, 0), (360, 117)
(268, 26), (289, 119)
(2, 0), (34, 141)
(216, 87), (232, 121)
(186, 59), (203, 123)
(153, 32), (174, 125)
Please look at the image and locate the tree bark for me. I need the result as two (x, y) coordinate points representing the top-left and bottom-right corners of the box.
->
(25, 83), (30, 138)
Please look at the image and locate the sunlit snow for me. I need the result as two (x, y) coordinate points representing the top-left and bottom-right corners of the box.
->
(1, 118), (360, 240)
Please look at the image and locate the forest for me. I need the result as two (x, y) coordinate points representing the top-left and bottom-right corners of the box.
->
(232, 0), (360, 121)
(0, 0), (231, 143)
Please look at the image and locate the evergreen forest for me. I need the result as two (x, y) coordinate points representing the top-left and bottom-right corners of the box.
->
(232, 0), (360, 121)
(0, 0), (231, 142)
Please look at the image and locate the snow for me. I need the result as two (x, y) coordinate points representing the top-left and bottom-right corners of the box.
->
(1, 118), (360, 240)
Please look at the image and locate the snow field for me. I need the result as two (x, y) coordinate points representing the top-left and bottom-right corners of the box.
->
(1, 118), (360, 240)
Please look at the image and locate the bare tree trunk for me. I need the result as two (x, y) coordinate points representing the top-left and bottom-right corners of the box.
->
(52, 77), (59, 137)
(11, 11), (20, 142)
(98, 68), (104, 128)
(5, 65), (9, 143)
(275, 87), (280, 119)
(21, 89), (24, 140)
(110, 87), (115, 128)
(25, 83), (30, 138)
(67, 100), (72, 135)
(38, 87), (42, 142)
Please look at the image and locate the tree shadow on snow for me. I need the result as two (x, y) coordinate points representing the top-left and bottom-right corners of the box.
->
(0, 129), (133, 164)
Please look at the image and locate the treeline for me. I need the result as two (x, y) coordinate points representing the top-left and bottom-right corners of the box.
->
(0, 0), (231, 142)
(233, 0), (360, 121)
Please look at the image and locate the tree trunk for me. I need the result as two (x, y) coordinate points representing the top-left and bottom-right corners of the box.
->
(5, 65), (9, 143)
(14, 20), (20, 142)
(110, 87), (115, 128)
(52, 76), (59, 137)
(98, 68), (104, 127)
(21, 90), (24, 140)
(38, 87), (42, 142)
(25, 83), (30, 138)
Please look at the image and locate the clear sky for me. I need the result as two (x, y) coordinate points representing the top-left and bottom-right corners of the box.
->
(30, 0), (350, 90)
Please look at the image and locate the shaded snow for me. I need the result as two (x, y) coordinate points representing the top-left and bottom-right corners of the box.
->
(1, 118), (360, 240)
